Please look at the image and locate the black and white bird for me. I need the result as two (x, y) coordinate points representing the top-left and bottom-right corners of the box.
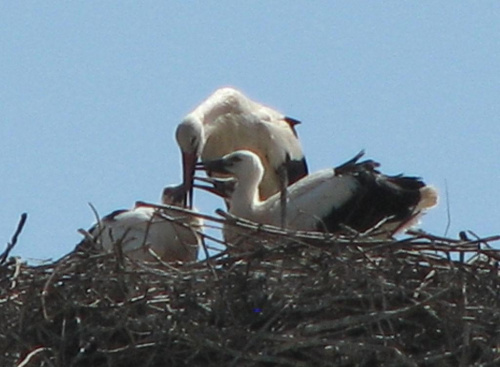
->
(175, 87), (308, 209)
(86, 185), (202, 263)
(197, 150), (438, 242)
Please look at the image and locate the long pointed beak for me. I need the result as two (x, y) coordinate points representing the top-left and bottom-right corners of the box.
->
(193, 182), (226, 198)
(182, 152), (197, 208)
(195, 158), (231, 175)
(193, 176), (236, 199)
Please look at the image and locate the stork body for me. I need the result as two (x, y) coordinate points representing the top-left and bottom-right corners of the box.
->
(198, 150), (438, 242)
(88, 186), (201, 262)
(176, 87), (308, 206)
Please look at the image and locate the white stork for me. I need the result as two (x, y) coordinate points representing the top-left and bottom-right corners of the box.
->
(196, 150), (438, 242)
(175, 87), (308, 211)
(87, 185), (201, 263)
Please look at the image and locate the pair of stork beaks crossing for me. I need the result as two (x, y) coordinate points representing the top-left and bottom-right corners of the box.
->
(86, 87), (438, 263)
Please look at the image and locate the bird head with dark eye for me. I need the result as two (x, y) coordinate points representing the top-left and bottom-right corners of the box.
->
(176, 115), (204, 156)
(197, 150), (264, 184)
(220, 154), (242, 172)
(161, 184), (187, 207)
(176, 115), (205, 208)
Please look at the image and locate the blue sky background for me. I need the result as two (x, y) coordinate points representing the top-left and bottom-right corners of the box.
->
(2, 2), (499, 261)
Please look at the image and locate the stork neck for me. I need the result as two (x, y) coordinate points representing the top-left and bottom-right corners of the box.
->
(230, 168), (263, 217)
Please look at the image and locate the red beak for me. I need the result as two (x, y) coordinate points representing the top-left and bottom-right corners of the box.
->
(182, 151), (197, 209)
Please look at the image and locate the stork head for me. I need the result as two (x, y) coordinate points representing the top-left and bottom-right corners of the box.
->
(175, 115), (205, 208)
(161, 184), (187, 207)
(197, 150), (264, 186)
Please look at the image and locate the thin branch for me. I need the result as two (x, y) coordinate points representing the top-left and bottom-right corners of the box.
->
(0, 212), (28, 265)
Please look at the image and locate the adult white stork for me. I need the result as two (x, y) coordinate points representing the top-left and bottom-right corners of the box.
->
(87, 185), (201, 263)
(175, 87), (308, 210)
(196, 150), (438, 242)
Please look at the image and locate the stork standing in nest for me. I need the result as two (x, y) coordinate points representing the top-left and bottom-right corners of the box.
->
(197, 150), (438, 243)
(175, 87), (308, 226)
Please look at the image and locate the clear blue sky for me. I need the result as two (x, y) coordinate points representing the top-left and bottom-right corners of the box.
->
(2, 2), (499, 261)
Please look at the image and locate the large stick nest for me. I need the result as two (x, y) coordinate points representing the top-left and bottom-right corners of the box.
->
(1, 210), (499, 367)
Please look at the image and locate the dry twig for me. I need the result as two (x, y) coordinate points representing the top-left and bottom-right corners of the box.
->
(0, 208), (499, 367)
(0, 213), (28, 265)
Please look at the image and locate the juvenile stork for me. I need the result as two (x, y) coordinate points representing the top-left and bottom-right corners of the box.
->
(197, 150), (438, 242)
(86, 185), (201, 263)
(175, 87), (308, 212)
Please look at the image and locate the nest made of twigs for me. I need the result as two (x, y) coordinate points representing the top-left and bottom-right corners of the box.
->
(1, 209), (499, 367)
